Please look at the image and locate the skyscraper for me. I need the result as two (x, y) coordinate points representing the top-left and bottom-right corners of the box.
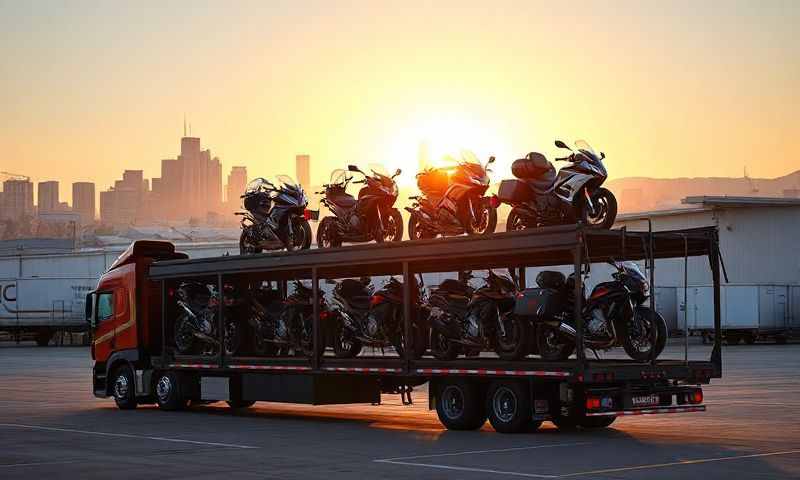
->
(37, 181), (59, 214)
(226, 166), (248, 208)
(1, 179), (34, 220)
(72, 182), (95, 225)
(296, 154), (310, 193)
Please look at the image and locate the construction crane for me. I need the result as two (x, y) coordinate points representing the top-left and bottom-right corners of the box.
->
(0, 171), (30, 181)
(743, 167), (759, 194)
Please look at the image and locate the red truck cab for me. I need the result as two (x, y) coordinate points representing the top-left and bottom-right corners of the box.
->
(87, 240), (187, 407)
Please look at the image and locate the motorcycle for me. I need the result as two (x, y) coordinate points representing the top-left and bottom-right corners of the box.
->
(428, 270), (529, 360)
(238, 175), (315, 254)
(495, 139), (617, 230)
(519, 262), (667, 361)
(317, 165), (403, 248)
(330, 276), (428, 359)
(173, 282), (243, 356)
(246, 281), (327, 357)
(407, 152), (498, 239)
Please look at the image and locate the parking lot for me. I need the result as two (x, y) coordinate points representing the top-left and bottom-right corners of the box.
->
(1, 341), (798, 479)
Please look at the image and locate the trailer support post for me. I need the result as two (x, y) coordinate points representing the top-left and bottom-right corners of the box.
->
(710, 235), (722, 373)
(312, 267), (320, 371)
(160, 280), (167, 365)
(683, 235), (689, 364)
(573, 241), (586, 366)
(402, 261), (412, 374)
(217, 273), (224, 368)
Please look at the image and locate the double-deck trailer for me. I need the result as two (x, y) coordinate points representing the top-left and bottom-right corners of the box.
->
(88, 224), (722, 433)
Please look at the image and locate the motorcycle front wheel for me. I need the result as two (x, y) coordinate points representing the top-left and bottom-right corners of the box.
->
(535, 323), (575, 361)
(430, 328), (460, 360)
(290, 218), (313, 250)
(316, 217), (342, 248)
(376, 208), (404, 242)
(408, 211), (434, 240)
(494, 315), (529, 360)
(332, 316), (362, 358)
(239, 230), (262, 255)
(578, 187), (617, 229)
(464, 198), (497, 235)
(174, 313), (197, 355)
(622, 306), (668, 361)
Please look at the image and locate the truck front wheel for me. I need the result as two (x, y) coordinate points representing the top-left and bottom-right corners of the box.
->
(435, 380), (486, 430)
(155, 372), (188, 411)
(111, 364), (138, 410)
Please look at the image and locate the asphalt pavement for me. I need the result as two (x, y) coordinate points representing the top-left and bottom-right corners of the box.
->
(0, 340), (798, 479)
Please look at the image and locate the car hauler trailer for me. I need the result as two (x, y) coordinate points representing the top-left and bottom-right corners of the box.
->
(87, 224), (722, 433)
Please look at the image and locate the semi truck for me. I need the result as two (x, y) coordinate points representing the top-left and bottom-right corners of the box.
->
(87, 225), (721, 433)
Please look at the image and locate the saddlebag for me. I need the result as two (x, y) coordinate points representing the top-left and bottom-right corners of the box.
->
(513, 288), (566, 322)
(497, 179), (534, 204)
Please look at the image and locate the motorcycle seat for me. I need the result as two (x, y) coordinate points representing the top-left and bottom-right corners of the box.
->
(329, 192), (357, 209)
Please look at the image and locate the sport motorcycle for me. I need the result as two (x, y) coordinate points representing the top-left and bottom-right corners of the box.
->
(428, 270), (528, 360)
(317, 165), (403, 247)
(517, 262), (667, 361)
(407, 152), (497, 239)
(173, 282), (244, 356)
(496, 140), (617, 230)
(238, 175), (315, 254)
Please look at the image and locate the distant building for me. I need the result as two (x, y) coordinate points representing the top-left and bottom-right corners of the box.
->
(296, 154), (310, 192)
(784, 189), (799, 198)
(225, 166), (247, 210)
(1, 179), (34, 220)
(72, 182), (95, 225)
(37, 181), (59, 215)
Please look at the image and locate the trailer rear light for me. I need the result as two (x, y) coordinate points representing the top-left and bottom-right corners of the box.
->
(689, 390), (703, 404)
(489, 195), (501, 209)
(592, 372), (615, 382)
(586, 397), (601, 410)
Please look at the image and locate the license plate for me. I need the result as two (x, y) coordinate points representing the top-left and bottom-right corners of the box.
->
(632, 394), (660, 407)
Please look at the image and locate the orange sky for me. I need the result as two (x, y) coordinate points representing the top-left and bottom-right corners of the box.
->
(1, 1), (798, 203)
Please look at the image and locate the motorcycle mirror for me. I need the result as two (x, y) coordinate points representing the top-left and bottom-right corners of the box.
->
(555, 140), (571, 150)
(487, 156), (496, 164)
(347, 165), (361, 173)
(393, 168), (402, 178)
(600, 152), (606, 160)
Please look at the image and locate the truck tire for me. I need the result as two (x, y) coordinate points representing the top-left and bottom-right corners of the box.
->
(435, 380), (486, 431)
(579, 415), (616, 429)
(486, 381), (535, 434)
(155, 372), (188, 411)
(35, 330), (52, 347)
(111, 364), (138, 410)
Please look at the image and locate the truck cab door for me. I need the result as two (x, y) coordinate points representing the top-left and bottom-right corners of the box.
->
(90, 291), (116, 362)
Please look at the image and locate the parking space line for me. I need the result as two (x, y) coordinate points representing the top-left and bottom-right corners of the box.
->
(558, 449), (800, 477)
(0, 423), (259, 449)
(1, 460), (83, 469)
(378, 442), (589, 461)
(374, 459), (558, 478)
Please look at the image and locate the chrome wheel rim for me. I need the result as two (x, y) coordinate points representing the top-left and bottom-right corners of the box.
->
(113, 374), (129, 400)
(156, 376), (172, 403)
(492, 386), (517, 423)
(441, 386), (465, 420)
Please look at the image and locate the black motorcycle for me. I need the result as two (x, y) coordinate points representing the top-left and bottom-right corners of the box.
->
(496, 140), (617, 230)
(330, 276), (428, 359)
(407, 153), (497, 239)
(173, 282), (243, 356)
(238, 175), (315, 254)
(518, 262), (667, 361)
(316, 165), (403, 248)
(246, 281), (327, 357)
(428, 270), (528, 361)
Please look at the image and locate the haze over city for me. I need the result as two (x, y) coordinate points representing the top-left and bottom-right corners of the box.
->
(2, 0), (798, 207)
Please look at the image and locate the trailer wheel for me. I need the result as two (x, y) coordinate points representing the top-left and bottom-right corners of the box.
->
(435, 380), (486, 430)
(111, 364), (138, 410)
(579, 415), (616, 429)
(486, 381), (533, 433)
(155, 372), (188, 411)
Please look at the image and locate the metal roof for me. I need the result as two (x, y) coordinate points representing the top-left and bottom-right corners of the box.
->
(148, 225), (718, 280)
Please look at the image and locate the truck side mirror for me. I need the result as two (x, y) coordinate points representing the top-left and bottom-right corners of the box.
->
(85, 292), (96, 328)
